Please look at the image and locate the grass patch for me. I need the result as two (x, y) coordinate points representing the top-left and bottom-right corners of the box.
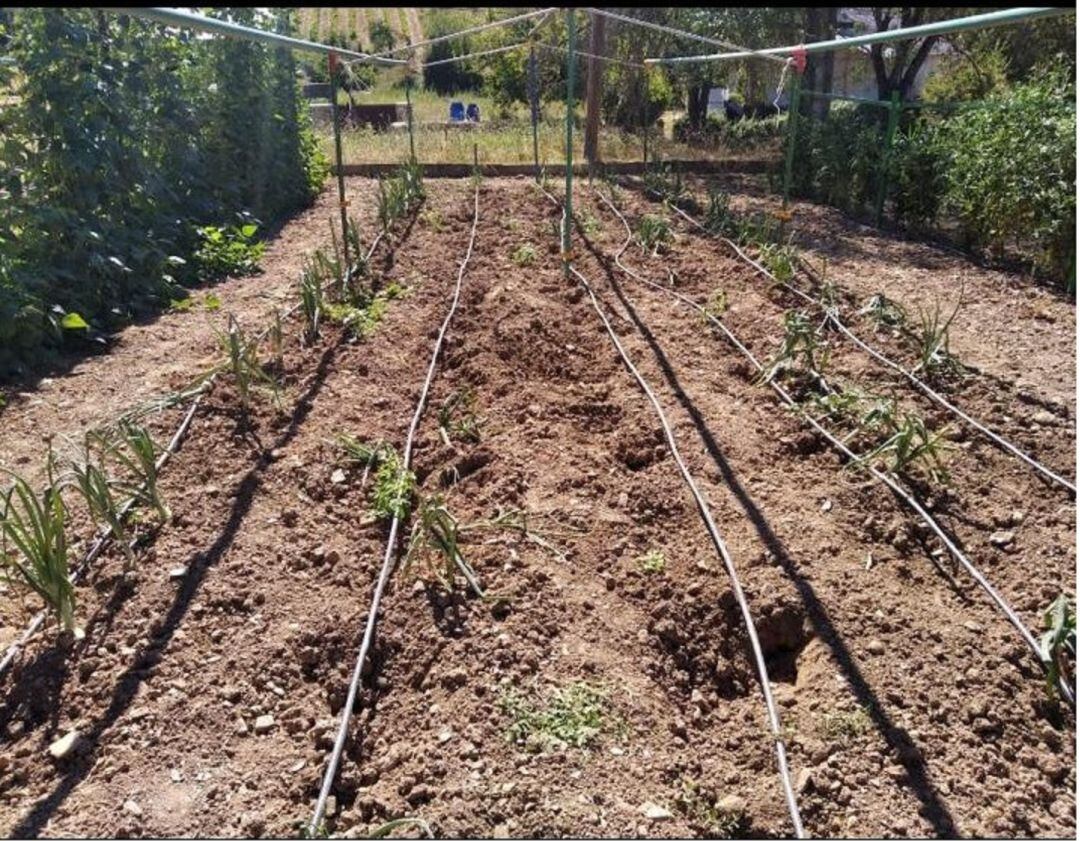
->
(511, 243), (537, 267)
(818, 706), (872, 742)
(638, 549), (666, 574)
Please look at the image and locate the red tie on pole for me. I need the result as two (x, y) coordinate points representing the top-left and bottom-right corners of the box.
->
(792, 44), (807, 75)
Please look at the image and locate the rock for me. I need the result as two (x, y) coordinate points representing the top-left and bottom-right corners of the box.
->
(715, 794), (747, 815)
(867, 639), (886, 655)
(1032, 410), (1057, 425)
(640, 802), (673, 820)
(796, 768), (815, 794)
(330, 469), (347, 484)
(48, 730), (84, 760)
(821, 499), (833, 512)
(989, 531), (1015, 547)
(241, 811), (266, 837)
(253, 714), (275, 734)
(122, 799), (143, 817)
(963, 621), (982, 633)
(169, 566), (188, 579)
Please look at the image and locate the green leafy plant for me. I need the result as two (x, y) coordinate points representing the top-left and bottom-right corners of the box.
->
(0, 461), (75, 631)
(635, 214), (673, 256)
(500, 681), (612, 752)
(511, 243), (538, 267)
(371, 447), (416, 522)
(638, 549), (665, 574)
(674, 777), (745, 839)
(757, 310), (830, 385)
(703, 188), (737, 237)
(215, 315), (281, 413)
(1040, 594), (1075, 700)
(194, 222), (265, 281)
(402, 494), (484, 596)
(758, 238), (799, 283)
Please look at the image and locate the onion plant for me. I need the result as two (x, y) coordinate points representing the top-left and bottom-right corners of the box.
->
(703, 188), (737, 237)
(437, 388), (483, 446)
(69, 441), (134, 569)
(300, 259), (324, 346)
(0, 460), (75, 631)
(852, 410), (951, 484)
(635, 214), (673, 256)
(913, 299), (963, 378)
(758, 238), (799, 283)
(402, 494), (484, 596)
(860, 292), (908, 330)
(104, 421), (171, 523)
(757, 309), (830, 385)
(215, 315), (281, 412)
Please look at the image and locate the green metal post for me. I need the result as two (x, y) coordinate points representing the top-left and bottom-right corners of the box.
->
(329, 53), (350, 268)
(529, 46), (540, 180)
(782, 72), (802, 209)
(875, 89), (902, 227)
(563, 8), (576, 276)
(405, 76), (416, 164)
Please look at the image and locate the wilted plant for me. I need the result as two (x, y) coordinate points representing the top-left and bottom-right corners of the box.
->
(913, 299), (963, 378)
(852, 411), (951, 484)
(268, 309), (284, 371)
(1040, 594), (1075, 700)
(215, 315), (281, 412)
(860, 292), (908, 330)
(0, 460), (75, 631)
(703, 288), (729, 320)
(635, 214), (673, 256)
(807, 387), (865, 424)
(337, 434), (394, 489)
(500, 681), (611, 752)
(402, 494), (484, 596)
(437, 388), (483, 446)
(757, 310), (830, 385)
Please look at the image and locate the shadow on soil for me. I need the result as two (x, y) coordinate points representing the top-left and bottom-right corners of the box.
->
(6, 332), (345, 838)
(575, 223), (960, 836)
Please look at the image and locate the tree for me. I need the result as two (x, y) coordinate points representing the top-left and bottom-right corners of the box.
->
(802, 8), (838, 119)
(868, 7), (953, 101)
(584, 11), (606, 164)
(369, 19), (395, 54)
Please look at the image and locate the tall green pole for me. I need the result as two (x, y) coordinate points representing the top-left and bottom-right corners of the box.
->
(405, 75), (416, 164)
(530, 45), (540, 180)
(563, 7), (576, 277)
(329, 52), (350, 269)
(781, 72), (802, 210)
(875, 89), (902, 227)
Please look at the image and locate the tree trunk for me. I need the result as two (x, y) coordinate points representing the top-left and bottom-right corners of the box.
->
(584, 12), (605, 166)
(687, 84), (709, 129)
(802, 8), (837, 119)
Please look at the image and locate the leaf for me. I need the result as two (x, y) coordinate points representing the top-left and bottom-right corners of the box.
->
(60, 312), (89, 330)
(240, 223), (258, 239)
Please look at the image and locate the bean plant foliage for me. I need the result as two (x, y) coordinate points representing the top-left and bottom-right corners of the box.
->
(0, 8), (328, 377)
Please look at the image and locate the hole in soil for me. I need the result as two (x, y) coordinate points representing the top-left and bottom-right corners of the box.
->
(756, 601), (810, 685)
(438, 449), (493, 488)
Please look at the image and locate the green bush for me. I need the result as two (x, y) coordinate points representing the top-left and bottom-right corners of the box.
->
(0, 8), (326, 378)
(194, 222), (266, 282)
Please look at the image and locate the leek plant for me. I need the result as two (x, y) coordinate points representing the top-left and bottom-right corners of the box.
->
(104, 422), (171, 523)
(215, 315), (281, 412)
(402, 494), (484, 596)
(0, 460), (75, 631)
(69, 442), (134, 569)
(1040, 595), (1075, 701)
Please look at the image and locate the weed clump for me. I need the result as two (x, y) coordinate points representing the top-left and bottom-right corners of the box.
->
(500, 681), (613, 752)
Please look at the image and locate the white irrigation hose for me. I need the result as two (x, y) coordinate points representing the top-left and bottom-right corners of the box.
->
(536, 185), (804, 838)
(656, 190), (1076, 496)
(594, 186), (1076, 708)
(0, 215), (392, 681)
(309, 183), (480, 834)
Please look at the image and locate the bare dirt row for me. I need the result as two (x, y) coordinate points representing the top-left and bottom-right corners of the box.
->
(0, 178), (1073, 840)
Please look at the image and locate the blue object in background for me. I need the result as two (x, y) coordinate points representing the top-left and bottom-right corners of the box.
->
(466, 103), (481, 123)
(449, 101), (465, 122)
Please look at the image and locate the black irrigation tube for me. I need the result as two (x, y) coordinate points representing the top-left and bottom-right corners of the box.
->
(649, 186), (1076, 496)
(0, 217), (393, 682)
(538, 185), (806, 838)
(593, 185), (1076, 708)
(309, 182), (480, 834)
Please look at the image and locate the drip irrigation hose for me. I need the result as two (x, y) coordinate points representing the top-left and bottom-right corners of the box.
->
(658, 193), (1076, 496)
(537, 185), (805, 838)
(309, 183), (480, 834)
(0, 212), (392, 681)
(594, 186), (1076, 708)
